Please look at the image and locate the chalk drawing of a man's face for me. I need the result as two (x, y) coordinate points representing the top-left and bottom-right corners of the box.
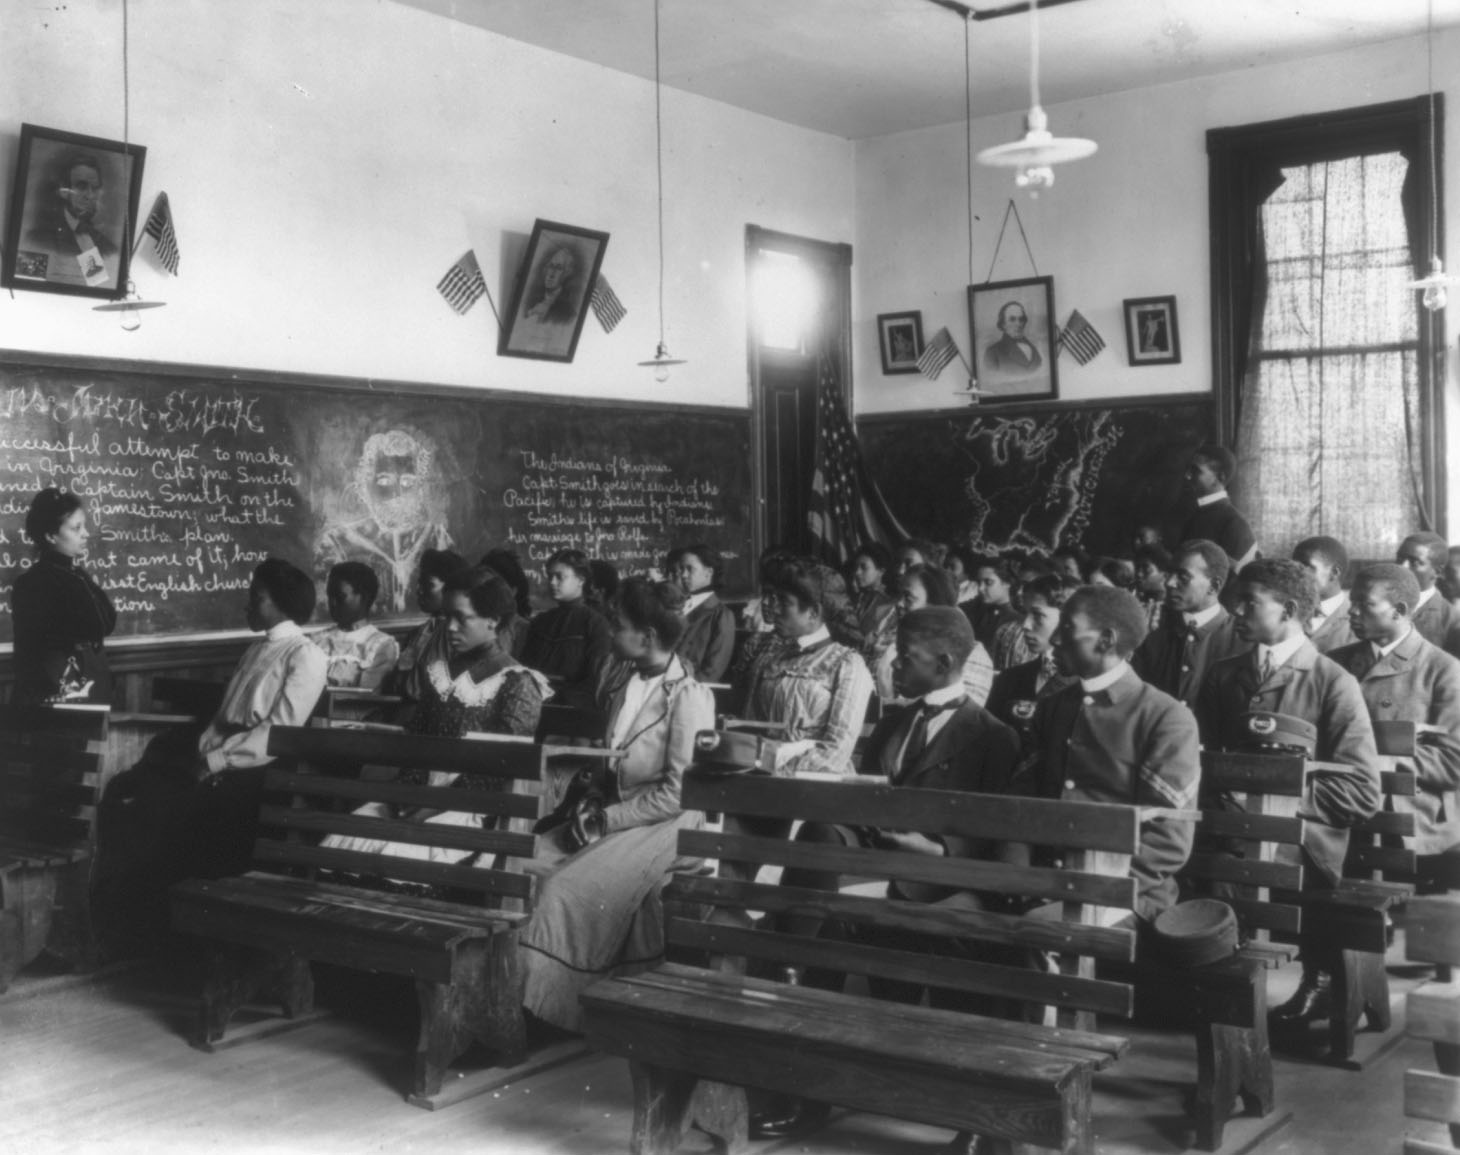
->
(356, 430), (436, 532)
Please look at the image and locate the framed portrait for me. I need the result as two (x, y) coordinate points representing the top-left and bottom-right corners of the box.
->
(967, 275), (1058, 402)
(1123, 296), (1181, 365)
(499, 219), (610, 363)
(876, 311), (924, 375)
(2, 124), (146, 300)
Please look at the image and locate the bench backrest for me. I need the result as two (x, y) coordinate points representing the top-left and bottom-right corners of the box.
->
(0, 705), (108, 851)
(1190, 751), (1307, 941)
(534, 703), (607, 744)
(1345, 719), (1419, 881)
(667, 769), (1141, 1029)
(259, 725), (552, 909)
(152, 676), (227, 721)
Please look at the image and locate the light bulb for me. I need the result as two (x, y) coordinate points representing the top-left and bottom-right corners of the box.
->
(1423, 282), (1448, 312)
(119, 304), (142, 331)
(654, 363), (671, 384)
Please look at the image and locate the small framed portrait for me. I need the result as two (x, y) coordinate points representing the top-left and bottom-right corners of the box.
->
(877, 311), (924, 375)
(1123, 295), (1181, 366)
(499, 219), (610, 363)
(1, 123), (146, 300)
(967, 275), (1058, 402)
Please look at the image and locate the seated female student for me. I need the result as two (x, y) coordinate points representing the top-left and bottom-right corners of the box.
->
(739, 555), (873, 776)
(313, 561), (400, 690)
(520, 548), (612, 709)
(875, 563), (994, 707)
(518, 578), (715, 1031)
(984, 574), (1079, 752)
(667, 542), (736, 682)
(384, 548), (466, 708)
(849, 542), (898, 663)
(321, 567), (548, 864)
(480, 548), (533, 657)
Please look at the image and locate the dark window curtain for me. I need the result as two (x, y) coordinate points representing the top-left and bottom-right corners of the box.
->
(1230, 162), (1286, 436)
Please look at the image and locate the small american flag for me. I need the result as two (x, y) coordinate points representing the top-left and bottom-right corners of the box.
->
(807, 355), (908, 565)
(142, 193), (179, 275)
(1058, 309), (1106, 365)
(589, 274), (627, 332)
(436, 250), (487, 315)
(916, 326), (959, 380)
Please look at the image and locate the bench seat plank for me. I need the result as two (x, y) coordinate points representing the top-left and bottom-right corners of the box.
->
(256, 804), (535, 858)
(1408, 981), (1460, 1046)
(1407, 896), (1460, 967)
(262, 770), (539, 820)
(634, 963), (1130, 1063)
(249, 842), (532, 899)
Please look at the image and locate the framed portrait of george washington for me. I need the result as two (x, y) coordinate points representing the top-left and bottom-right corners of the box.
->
(2, 123), (146, 300)
(499, 219), (610, 364)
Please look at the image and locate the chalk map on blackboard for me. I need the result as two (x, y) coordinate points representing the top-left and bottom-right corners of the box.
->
(859, 399), (1213, 557)
(0, 355), (752, 643)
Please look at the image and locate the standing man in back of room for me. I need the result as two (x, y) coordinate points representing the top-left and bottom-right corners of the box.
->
(1181, 444), (1257, 571)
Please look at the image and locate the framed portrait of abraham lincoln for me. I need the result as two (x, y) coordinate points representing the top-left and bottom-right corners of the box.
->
(967, 274), (1058, 402)
(2, 123), (147, 300)
(499, 218), (610, 364)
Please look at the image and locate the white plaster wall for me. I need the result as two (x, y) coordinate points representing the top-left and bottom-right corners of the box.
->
(854, 30), (1460, 422)
(0, 0), (855, 408)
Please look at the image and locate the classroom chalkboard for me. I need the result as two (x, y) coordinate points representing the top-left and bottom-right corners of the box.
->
(0, 351), (753, 644)
(858, 395), (1215, 558)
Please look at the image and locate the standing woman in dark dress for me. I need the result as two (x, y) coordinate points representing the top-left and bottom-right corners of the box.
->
(520, 548), (611, 709)
(12, 488), (117, 704)
(668, 543), (736, 682)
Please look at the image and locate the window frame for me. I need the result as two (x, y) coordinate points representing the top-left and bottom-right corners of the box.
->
(1207, 95), (1446, 533)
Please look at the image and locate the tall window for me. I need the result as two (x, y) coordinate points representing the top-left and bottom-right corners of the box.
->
(1209, 98), (1445, 559)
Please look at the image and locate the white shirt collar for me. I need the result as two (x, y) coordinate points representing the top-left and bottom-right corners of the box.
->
(1258, 631), (1306, 671)
(1196, 489), (1229, 508)
(683, 590), (712, 613)
(1080, 660), (1130, 694)
(1372, 623), (1414, 659)
(266, 620), (303, 642)
(1184, 602), (1223, 629)
(918, 682), (966, 709)
(1417, 586), (1438, 609)
(796, 625), (832, 650)
(1313, 591), (1346, 621)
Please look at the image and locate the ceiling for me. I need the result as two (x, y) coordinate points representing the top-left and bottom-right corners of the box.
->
(394, 0), (1460, 140)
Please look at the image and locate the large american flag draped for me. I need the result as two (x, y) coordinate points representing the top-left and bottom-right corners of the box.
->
(807, 355), (909, 564)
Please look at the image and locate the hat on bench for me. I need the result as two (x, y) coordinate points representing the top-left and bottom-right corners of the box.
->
(1237, 711), (1317, 756)
(1152, 899), (1239, 968)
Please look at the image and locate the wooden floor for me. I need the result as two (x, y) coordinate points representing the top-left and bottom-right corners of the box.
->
(0, 934), (1446, 1155)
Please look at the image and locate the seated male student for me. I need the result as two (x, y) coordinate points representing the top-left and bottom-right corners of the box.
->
(1007, 586), (1201, 926)
(1397, 531), (1460, 657)
(1329, 564), (1460, 896)
(749, 606), (1019, 1144)
(984, 574), (1078, 750)
(1181, 444), (1258, 570)
(1195, 559), (1381, 1027)
(1131, 539), (1245, 709)
(1295, 535), (1355, 653)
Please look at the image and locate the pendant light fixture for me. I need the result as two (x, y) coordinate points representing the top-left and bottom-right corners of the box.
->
(636, 0), (685, 382)
(976, 0), (1095, 194)
(93, 0), (164, 328)
(1408, 0), (1454, 312)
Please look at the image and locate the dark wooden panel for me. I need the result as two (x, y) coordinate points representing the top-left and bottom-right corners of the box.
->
(1405, 895), (1460, 966)
(667, 921), (1135, 1018)
(1195, 811), (1303, 845)
(250, 841), (532, 900)
(665, 875), (1137, 962)
(1186, 852), (1303, 891)
(1200, 751), (1306, 796)
(255, 805), (535, 859)
(677, 829), (1138, 908)
(682, 774), (1141, 854)
(261, 769), (540, 819)
(1381, 770), (1418, 797)
(1345, 845), (1416, 877)
(266, 727), (545, 781)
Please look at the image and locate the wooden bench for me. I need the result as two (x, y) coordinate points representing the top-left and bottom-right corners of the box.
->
(0, 704), (109, 991)
(1403, 894), (1460, 1153)
(581, 770), (1142, 1155)
(169, 724), (611, 1105)
(151, 676), (227, 721)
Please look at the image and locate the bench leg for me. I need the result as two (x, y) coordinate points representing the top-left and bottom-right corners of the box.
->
(1327, 949), (1389, 1065)
(628, 1060), (697, 1155)
(412, 938), (526, 1099)
(47, 861), (101, 973)
(1194, 1019), (1272, 1151)
(0, 908), (20, 994)
(1062, 1069), (1096, 1155)
(197, 944), (309, 1048)
(1437, 1042), (1460, 1147)
(689, 1079), (748, 1153)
